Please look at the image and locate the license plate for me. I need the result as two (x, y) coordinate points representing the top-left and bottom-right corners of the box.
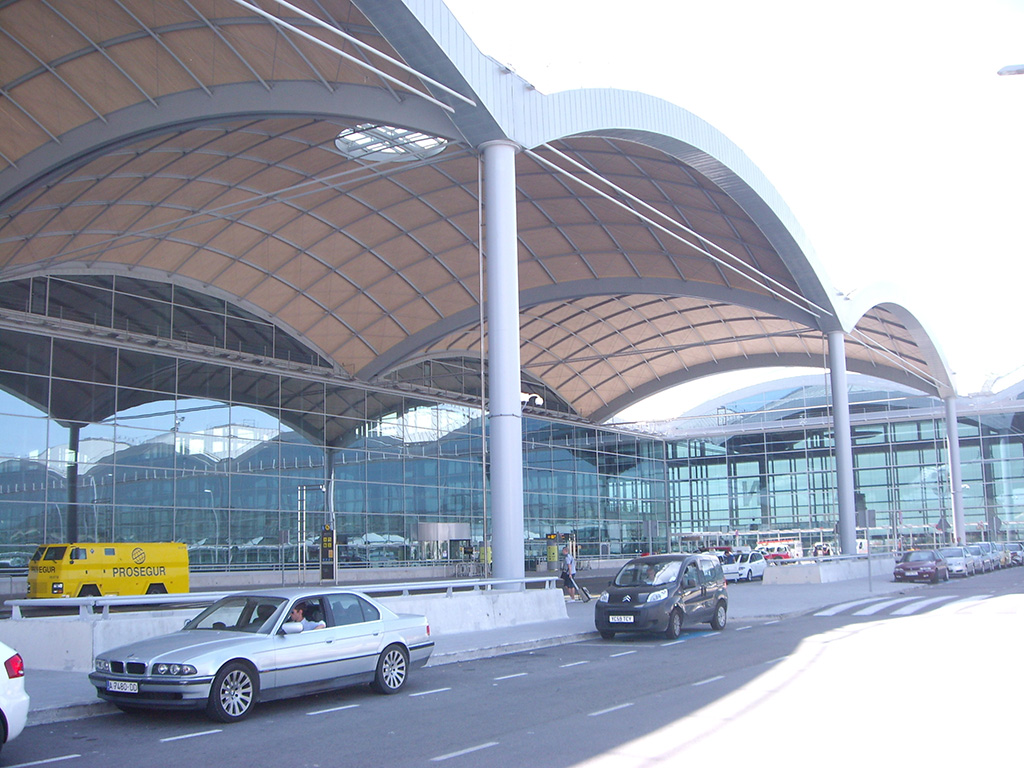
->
(904, 570), (917, 576)
(608, 615), (634, 624)
(107, 680), (139, 694)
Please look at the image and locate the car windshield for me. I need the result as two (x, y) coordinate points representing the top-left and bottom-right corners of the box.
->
(902, 551), (935, 563)
(737, 553), (751, 564)
(614, 560), (682, 587)
(967, 546), (982, 555)
(939, 548), (962, 558)
(185, 596), (287, 633)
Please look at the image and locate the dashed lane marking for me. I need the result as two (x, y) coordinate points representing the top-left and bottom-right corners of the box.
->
(159, 730), (222, 743)
(430, 742), (499, 762)
(6, 756), (82, 768)
(588, 702), (634, 717)
(307, 703), (359, 715)
(692, 675), (724, 686)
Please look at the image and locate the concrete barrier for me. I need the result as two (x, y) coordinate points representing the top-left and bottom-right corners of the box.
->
(0, 588), (567, 672)
(764, 556), (896, 585)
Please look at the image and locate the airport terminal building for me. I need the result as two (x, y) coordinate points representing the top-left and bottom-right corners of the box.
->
(0, 0), (997, 577)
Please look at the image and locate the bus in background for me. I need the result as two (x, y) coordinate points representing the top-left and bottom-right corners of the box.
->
(27, 542), (189, 598)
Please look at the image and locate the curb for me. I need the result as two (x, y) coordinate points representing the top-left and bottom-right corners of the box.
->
(28, 700), (116, 727)
(427, 631), (599, 666)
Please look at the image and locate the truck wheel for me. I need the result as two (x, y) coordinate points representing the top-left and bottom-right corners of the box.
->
(78, 584), (100, 597)
(146, 583), (168, 594)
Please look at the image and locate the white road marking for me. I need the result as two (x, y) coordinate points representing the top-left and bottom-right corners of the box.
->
(852, 597), (919, 616)
(159, 729), (222, 743)
(494, 672), (528, 681)
(610, 650), (637, 658)
(410, 687), (452, 697)
(890, 595), (958, 615)
(307, 703), (360, 715)
(6, 756), (82, 768)
(660, 638), (687, 646)
(734, 625), (752, 631)
(814, 597), (887, 616)
(560, 660), (590, 668)
(430, 742), (499, 761)
(692, 675), (724, 686)
(588, 702), (634, 717)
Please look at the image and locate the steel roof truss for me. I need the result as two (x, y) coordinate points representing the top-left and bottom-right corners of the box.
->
(533, 144), (829, 318)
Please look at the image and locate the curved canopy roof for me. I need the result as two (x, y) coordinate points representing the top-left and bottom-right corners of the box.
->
(0, 0), (956, 429)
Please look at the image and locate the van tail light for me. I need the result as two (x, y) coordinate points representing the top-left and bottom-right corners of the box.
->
(4, 653), (25, 679)
(426, 624), (431, 637)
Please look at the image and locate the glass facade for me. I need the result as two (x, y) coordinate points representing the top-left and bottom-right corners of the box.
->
(2, 277), (1023, 574)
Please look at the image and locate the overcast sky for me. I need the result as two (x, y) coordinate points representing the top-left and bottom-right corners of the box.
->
(443, 0), (1024, 416)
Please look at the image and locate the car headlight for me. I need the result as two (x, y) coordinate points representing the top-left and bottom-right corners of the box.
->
(154, 663), (198, 676)
(598, 591), (609, 603)
(647, 588), (668, 603)
(94, 658), (111, 673)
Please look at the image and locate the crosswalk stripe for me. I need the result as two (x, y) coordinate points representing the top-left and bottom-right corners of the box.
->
(890, 595), (958, 615)
(929, 594), (992, 614)
(852, 597), (919, 616)
(814, 597), (887, 616)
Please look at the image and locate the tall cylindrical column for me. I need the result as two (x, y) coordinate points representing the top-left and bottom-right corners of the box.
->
(828, 331), (857, 555)
(481, 140), (525, 585)
(945, 396), (966, 544)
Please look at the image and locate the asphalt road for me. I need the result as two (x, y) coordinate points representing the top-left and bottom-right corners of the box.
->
(7, 567), (1023, 768)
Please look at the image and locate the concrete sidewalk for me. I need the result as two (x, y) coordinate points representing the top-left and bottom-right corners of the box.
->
(21, 574), (916, 726)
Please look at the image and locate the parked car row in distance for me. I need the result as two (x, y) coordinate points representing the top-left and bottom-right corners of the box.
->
(896, 541), (1024, 583)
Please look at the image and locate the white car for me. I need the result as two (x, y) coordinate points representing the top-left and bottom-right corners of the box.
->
(939, 546), (975, 577)
(0, 640), (30, 756)
(723, 550), (768, 582)
(89, 588), (433, 722)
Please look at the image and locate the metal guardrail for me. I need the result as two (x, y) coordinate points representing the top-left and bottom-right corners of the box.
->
(3, 575), (561, 620)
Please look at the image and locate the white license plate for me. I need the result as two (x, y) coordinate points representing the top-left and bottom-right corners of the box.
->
(904, 570), (918, 576)
(107, 680), (139, 694)
(608, 615), (634, 624)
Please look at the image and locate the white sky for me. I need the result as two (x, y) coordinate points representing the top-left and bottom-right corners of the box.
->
(443, 0), (1024, 418)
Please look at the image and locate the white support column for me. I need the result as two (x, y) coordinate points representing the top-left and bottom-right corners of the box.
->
(828, 331), (857, 555)
(945, 397), (966, 544)
(481, 140), (524, 586)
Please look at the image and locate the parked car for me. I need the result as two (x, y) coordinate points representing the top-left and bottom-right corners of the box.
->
(938, 546), (975, 577)
(966, 544), (987, 574)
(89, 588), (433, 722)
(975, 541), (997, 571)
(595, 554), (728, 640)
(723, 550), (768, 582)
(0, 640), (29, 756)
(893, 550), (949, 583)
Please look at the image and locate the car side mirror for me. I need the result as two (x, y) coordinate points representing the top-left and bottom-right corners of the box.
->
(685, 577), (697, 588)
(281, 621), (304, 635)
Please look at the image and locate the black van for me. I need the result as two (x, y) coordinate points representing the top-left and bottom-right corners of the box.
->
(594, 554), (728, 640)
